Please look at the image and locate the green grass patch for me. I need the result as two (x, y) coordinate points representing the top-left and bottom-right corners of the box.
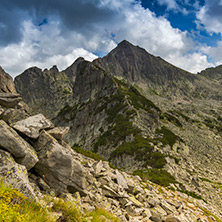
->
(0, 180), (121, 222)
(200, 177), (212, 183)
(199, 207), (222, 222)
(133, 169), (177, 187)
(93, 114), (140, 152)
(0, 180), (54, 222)
(110, 135), (167, 169)
(73, 146), (105, 161)
(162, 113), (183, 128)
(55, 104), (78, 122)
(156, 126), (183, 147)
(178, 189), (206, 202)
(86, 208), (120, 222)
(110, 135), (152, 158)
(94, 78), (161, 154)
(114, 77), (161, 113)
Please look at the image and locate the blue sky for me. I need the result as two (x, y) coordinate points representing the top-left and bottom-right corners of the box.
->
(0, 0), (222, 77)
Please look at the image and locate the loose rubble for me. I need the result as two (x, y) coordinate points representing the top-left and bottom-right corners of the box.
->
(0, 90), (221, 221)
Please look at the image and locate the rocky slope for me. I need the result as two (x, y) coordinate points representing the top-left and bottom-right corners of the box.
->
(13, 40), (222, 216)
(0, 75), (221, 222)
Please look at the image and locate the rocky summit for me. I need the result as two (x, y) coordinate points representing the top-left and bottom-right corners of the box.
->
(0, 40), (221, 221)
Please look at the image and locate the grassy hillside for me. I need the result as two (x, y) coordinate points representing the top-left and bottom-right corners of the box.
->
(0, 180), (120, 222)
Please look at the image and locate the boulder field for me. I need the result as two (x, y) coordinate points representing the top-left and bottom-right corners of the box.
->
(0, 91), (221, 222)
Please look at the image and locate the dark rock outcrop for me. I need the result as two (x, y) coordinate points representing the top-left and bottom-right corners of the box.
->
(0, 120), (39, 170)
(0, 93), (22, 108)
(0, 66), (16, 93)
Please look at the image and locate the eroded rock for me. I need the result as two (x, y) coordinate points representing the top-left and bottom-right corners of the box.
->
(0, 120), (39, 170)
(0, 66), (16, 93)
(0, 150), (37, 199)
(12, 113), (54, 139)
(0, 93), (22, 108)
(47, 126), (69, 141)
(34, 130), (93, 196)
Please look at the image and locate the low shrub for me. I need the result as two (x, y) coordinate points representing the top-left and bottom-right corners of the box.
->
(133, 169), (177, 187)
(73, 146), (105, 161)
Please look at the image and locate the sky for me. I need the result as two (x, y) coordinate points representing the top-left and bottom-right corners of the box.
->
(1, 0), (222, 77)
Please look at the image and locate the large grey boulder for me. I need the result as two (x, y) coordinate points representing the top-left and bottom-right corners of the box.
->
(0, 149), (37, 199)
(34, 131), (93, 196)
(0, 101), (29, 124)
(0, 93), (22, 108)
(12, 113), (54, 139)
(0, 120), (39, 170)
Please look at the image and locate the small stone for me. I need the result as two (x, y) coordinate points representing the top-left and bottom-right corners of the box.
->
(37, 177), (51, 192)
(102, 185), (120, 197)
(142, 208), (152, 218)
(93, 160), (104, 175)
(165, 216), (181, 222)
(128, 194), (143, 207)
(115, 169), (129, 189)
(0, 107), (4, 115)
(47, 126), (69, 141)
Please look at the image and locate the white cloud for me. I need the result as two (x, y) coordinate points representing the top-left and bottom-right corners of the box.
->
(167, 52), (213, 73)
(157, 0), (179, 10)
(0, 0), (215, 77)
(103, 2), (212, 73)
(0, 20), (97, 77)
(201, 41), (222, 66)
(196, 0), (222, 34)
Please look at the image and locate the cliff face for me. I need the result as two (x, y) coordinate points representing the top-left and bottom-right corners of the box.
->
(13, 40), (222, 215)
(0, 66), (16, 93)
(0, 70), (221, 222)
(14, 65), (74, 119)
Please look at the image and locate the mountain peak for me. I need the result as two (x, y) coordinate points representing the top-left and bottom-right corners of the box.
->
(50, 65), (59, 72)
(117, 39), (133, 47)
(95, 40), (192, 84)
(199, 64), (222, 81)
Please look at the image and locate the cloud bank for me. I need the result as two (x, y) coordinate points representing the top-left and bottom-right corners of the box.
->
(0, 0), (218, 77)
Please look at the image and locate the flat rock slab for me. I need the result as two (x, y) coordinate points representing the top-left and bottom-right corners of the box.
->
(0, 93), (22, 108)
(0, 120), (39, 170)
(0, 149), (38, 199)
(115, 169), (129, 190)
(12, 113), (54, 139)
(0, 107), (29, 124)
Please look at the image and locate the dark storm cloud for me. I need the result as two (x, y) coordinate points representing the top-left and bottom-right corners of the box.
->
(0, 7), (28, 45)
(204, 0), (222, 17)
(0, 0), (115, 45)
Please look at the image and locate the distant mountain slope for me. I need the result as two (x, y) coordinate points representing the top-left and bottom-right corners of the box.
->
(15, 65), (74, 119)
(199, 64), (222, 81)
(14, 40), (222, 213)
(95, 40), (194, 82)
